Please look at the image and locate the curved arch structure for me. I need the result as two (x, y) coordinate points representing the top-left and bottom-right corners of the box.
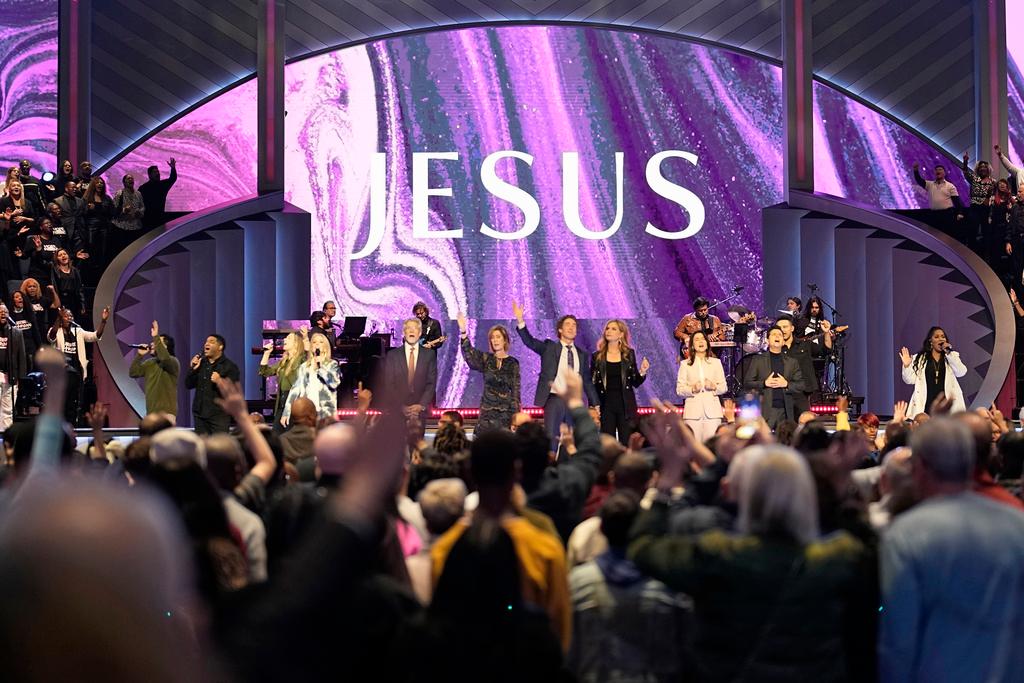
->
(96, 192), (312, 423)
(763, 190), (1014, 412)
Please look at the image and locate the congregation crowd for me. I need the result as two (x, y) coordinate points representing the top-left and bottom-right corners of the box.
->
(0, 336), (1022, 681)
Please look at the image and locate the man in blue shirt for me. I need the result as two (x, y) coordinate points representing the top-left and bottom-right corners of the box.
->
(879, 417), (1024, 682)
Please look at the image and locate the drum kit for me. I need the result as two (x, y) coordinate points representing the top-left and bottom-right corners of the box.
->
(714, 306), (781, 392)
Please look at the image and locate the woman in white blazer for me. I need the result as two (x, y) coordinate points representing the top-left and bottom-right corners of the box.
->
(676, 330), (728, 443)
(900, 326), (968, 417)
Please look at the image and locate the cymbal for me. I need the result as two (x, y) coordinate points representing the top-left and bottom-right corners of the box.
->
(727, 305), (752, 322)
(758, 317), (775, 326)
(777, 309), (793, 315)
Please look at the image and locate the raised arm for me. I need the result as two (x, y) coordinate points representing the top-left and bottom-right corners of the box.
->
(912, 163), (926, 189)
(457, 313), (487, 372)
(961, 153), (974, 181)
(512, 301), (546, 355)
(216, 377), (276, 484)
(995, 144), (1022, 175)
(151, 321), (177, 376)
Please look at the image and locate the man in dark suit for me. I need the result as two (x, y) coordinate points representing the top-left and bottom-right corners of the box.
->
(412, 302), (445, 349)
(513, 300), (600, 447)
(741, 326), (805, 429)
(382, 317), (437, 436)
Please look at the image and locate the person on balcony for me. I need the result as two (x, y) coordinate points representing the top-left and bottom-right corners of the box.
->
(913, 163), (964, 242)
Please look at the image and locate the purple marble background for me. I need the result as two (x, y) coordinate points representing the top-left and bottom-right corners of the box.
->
(97, 25), (1015, 407)
(0, 1), (57, 172)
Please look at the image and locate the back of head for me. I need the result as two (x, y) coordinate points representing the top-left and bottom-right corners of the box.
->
(738, 447), (819, 544)
(434, 421), (469, 457)
(953, 412), (993, 473)
(599, 490), (641, 548)
(611, 451), (653, 495)
(418, 478), (468, 537)
(289, 397), (317, 428)
(149, 428), (206, 469)
(0, 478), (195, 683)
(139, 413), (174, 437)
(513, 421), (550, 490)
(724, 445), (770, 504)
(997, 431), (1024, 479)
(431, 516), (521, 620)
(204, 434), (244, 491)
(775, 419), (798, 446)
(793, 422), (831, 455)
(910, 417), (974, 486)
(470, 430), (518, 489)
(314, 422), (358, 477)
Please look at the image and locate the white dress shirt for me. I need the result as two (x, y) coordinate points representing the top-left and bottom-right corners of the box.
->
(550, 342), (581, 395)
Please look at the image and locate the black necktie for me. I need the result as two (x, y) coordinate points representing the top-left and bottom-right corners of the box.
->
(565, 345), (574, 370)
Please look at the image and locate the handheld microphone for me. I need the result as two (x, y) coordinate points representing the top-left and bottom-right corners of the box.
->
(943, 343), (952, 354)
(128, 343), (150, 349)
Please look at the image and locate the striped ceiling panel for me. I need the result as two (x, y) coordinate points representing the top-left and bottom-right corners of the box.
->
(89, 0), (978, 166)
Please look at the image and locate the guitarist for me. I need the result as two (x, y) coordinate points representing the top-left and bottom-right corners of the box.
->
(775, 314), (828, 413)
(413, 301), (447, 349)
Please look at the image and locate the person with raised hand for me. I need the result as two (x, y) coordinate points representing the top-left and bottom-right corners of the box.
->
(258, 330), (305, 431)
(899, 326), (967, 417)
(214, 376), (276, 512)
(128, 319), (180, 421)
(513, 299), (599, 448)
(48, 304), (108, 425)
(456, 311), (520, 434)
(280, 332), (339, 427)
(629, 418), (877, 682)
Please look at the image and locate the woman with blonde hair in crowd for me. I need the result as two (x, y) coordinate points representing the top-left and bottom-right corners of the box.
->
(592, 319), (649, 445)
(456, 312), (520, 434)
(676, 329), (728, 443)
(281, 330), (340, 426)
(259, 330), (306, 430)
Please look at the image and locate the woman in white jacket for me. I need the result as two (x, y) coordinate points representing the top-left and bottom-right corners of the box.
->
(676, 330), (728, 443)
(900, 326), (968, 417)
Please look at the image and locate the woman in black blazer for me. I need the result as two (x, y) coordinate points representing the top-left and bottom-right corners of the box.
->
(591, 319), (650, 445)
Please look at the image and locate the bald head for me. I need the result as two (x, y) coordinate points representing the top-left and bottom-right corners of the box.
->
(289, 398), (318, 428)
(0, 479), (195, 682)
(910, 417), (974, 490)
(314, 422), (359, 476)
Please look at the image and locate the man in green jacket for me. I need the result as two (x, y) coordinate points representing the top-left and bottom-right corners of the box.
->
(129, 320), (180, 421)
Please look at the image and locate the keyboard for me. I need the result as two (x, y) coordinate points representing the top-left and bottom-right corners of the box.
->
(709, 341), (736, 348)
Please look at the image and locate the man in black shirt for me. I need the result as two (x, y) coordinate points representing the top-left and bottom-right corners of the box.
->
(17, 160), (45, 216)
(741, 326), (805, 428)
(185, 333), (241, 434)
(776, 314), (827, 414)
(309, 310), (337, 349)
(139, 158), (177, 230)
(413, 301), (445, 349)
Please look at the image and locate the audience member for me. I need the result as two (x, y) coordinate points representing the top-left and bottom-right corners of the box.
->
(879, 417), (1024, 681)
(279, 397), (317, 463)
(569, 490), (691, 682)
(138, 158), (177, 230)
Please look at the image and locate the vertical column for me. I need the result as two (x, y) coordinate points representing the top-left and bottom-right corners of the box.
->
(974, 0), (1007, 158)
(782, 0), (813, 200)
(258, 0), (285, 194)
(58, 0), (91, 167)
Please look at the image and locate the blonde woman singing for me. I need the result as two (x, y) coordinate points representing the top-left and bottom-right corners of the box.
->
(259, 330), (307, 429)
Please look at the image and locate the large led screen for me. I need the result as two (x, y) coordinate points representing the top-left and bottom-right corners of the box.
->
(111, 25), (972, 407)
(285, 27), (778, 407)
